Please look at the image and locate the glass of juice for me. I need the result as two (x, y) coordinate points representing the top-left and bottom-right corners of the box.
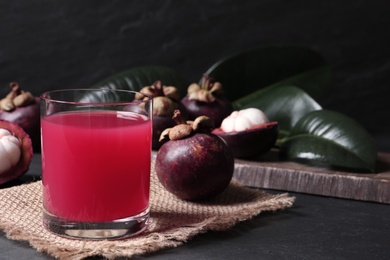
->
(40, 89), (153, 240)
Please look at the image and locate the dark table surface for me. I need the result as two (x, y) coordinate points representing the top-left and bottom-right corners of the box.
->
(1, 154), (390, 260)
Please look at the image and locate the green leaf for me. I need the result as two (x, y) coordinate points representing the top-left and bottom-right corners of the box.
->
(233, 85), (322, 142)
(205, 45), (330, 102)
(92, 66), (189, 96)
(280, 110), (378, 172)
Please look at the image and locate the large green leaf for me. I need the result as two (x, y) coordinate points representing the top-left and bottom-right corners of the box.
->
(92, 66), (189, 96)
(233, 85), (322, 143)
(205, 45), (330, 102)
(280, 110), (378, 172)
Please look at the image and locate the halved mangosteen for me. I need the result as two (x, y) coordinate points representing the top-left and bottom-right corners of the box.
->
(0, 120), (33, 185)
(212, 108), (278, 159)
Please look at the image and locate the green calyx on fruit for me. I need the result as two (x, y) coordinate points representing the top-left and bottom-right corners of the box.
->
(187, 74), (224, 103)
(159, 110), (215, 141)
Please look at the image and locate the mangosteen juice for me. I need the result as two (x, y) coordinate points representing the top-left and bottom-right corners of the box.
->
(40, 89), (153, 240)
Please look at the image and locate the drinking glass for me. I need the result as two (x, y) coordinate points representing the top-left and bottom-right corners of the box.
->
(40, 89), (153, 240)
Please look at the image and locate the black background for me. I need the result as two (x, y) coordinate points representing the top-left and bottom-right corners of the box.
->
(0, 0), (389, 150)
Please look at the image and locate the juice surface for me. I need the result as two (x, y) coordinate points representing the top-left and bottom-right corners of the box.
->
(41, 111), (152, 222)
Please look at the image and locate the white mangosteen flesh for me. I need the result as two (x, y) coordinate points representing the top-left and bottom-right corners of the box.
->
(221, 108), (269, 133)
(0, 129), (22, 173)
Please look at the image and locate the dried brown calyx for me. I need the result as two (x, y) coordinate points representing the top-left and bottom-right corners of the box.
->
(159, 110), (215, 141)
(187, 74), (224, 103)
(136, 81), (180, 117)
(137, 80), (180, 101)
(0, 82), (35, 111)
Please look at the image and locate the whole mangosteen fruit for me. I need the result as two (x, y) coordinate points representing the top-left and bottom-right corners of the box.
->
(137, 81), (188, 150)
(0, 120), (33, 185)
(155, 110), (234, 201)
(212, 108), (278, 159)
(181, 75), (233, 127)
(0, 82), (40, 152)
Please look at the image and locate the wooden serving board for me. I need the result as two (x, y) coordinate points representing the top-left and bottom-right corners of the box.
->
(233, 150), (390, 204)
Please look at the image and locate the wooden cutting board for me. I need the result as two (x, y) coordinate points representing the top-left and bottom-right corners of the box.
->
(233, 150), (390, 204)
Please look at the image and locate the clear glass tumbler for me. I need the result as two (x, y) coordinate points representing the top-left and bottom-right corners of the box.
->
(40, 89), (153, 240)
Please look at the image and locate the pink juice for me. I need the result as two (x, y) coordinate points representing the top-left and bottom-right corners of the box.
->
(41, 110), (152, 222)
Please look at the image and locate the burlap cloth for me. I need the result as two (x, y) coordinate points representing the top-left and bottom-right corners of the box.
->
(0, 163), (294, 259)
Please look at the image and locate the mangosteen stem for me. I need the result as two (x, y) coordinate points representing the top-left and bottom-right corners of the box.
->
(153, 81), (164, 93)
(10, 82), (22, 96)
(172, 110), (187, 124)
(197, 75), (224, 98)
(147, 81), (165, 97)
(201, 74), (212, 90)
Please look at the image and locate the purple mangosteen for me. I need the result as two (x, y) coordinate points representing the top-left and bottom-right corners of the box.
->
(0, 82), (40, 152)
(181, 75), (233, 127)
(137, 81), (188, 150)
(155, 110), (234, 201)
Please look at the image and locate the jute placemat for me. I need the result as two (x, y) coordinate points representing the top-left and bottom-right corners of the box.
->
(0, 163), (294, 259)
